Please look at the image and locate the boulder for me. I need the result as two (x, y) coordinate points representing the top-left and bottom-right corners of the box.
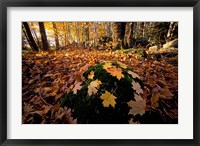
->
(159, 47), (178, 53)
(148, 45), (158, 53)
(163, 39), (178, 49)
(61, 61), (145, 124)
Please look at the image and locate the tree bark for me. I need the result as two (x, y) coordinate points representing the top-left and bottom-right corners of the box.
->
(83, 22), (90, 47)
(38, 22), (49, 51)
(22, 22), (38, 51)
(124, 22), (134, 48)
(112, 22), (126, 49)
(167, 22), (174, 42)
(52, 22), (60, 49)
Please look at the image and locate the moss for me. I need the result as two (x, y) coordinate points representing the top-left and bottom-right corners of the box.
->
(61, 61), (144, 124)
(136, 49), (147, 58)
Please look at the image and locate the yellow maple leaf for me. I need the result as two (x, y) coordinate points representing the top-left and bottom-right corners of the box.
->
(88, 70), (94, 79)
(88, 79), (102, 96)
(132, 80), (143, 94)
(72, 81), (82, 94)
(106, 66), (124, 80)
(151, 93), (160, 108)
(103, 62), (112, 70)
(100, 91), (117, 108)
(128, 70), (140, 79)
(128, 94), (146, 116)
(117, 61), (127, 69)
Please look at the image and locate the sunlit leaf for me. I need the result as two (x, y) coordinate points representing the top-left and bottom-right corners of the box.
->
(88, 71), (94, 79)
(88, 79), (102, 96)
(100, 90), (117, 108)
(105, 66), (124, 80)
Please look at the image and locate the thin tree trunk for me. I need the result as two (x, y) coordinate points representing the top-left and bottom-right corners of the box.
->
(142, 22), (146, 38)
(22, 22), (38, 51)
(22, 25), (30, 49)
(38, 22), (49, 51)
(167, 22), (174, 42)
(63, 22), (67, 47)
(66, 23), (71, 44)
(32, 28), (41, 48)
(52, 22), (60, 49)
(84, 22), (90, 47)
(94, 22), (98, 47)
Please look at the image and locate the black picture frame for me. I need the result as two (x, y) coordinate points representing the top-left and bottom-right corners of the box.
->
(0, 0), (199, 145)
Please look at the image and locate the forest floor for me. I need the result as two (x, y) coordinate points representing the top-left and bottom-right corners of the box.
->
(22, 46), (178, 124)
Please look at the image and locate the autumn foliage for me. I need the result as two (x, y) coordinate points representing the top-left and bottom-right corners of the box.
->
(22, 22), (178, 124)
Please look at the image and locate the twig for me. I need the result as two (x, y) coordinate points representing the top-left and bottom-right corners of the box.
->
(39, 87), (54, 107)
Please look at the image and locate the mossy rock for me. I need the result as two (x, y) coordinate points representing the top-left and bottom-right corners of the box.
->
(136, 49), (147, 58)
(61, 61), (145, 124)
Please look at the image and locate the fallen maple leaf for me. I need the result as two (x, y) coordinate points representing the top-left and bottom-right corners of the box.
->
(132, 81), (143, 95)
(23, 103), (34, 116)
(88, 70), (94, 79)
(160, 86), (174, 99)
(55, 92), (65, 99)
(103, 62), (112, 70)
(151, 93), (160, 108)
(45, 85), (59, 97)
(127, 70), (140, 79)
(72, 81), (82, 94)
(105, 66), (124, 80)
(88, 79), (102, 96)
(100, 90), (117, 108)
(43, 87), (52, 93)
(117, 61), (127, 69)
(128, 94), (146, 116)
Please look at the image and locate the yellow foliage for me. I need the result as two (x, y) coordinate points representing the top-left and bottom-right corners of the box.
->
(117, 61), (127, 69)
(103, 62), (112, 70)
(100, 91), (117, 108)
(88, 71), (94, 79)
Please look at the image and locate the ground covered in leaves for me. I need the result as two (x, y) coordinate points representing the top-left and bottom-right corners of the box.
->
(22, 46), (178, 124)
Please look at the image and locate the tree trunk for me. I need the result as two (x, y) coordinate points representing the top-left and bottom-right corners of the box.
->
(75, 22), (79, 44)
(106, 22), (112, 37)
(32, 28), (41, 48)
(22, 22), (38, 51)
(38, 22), (49, 51)
(84, 22), (90, 47)
(124, 22), (134, 48)
(142, 22), (146, 38)
(63, 22), (67, 47)
(66, 23), (71, 44)
(167, 22), (174, 42)
(112, 22), (126, 49)
(52, 22), (60, 49)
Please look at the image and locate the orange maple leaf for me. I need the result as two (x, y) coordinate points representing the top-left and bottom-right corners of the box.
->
(105, 66), (124, 80)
